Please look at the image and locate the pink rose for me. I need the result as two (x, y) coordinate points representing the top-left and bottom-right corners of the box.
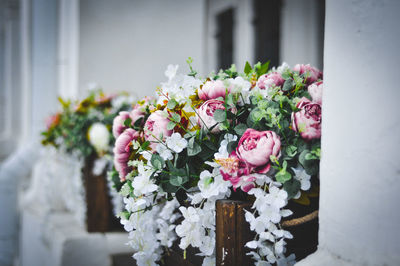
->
(197, 99), (235, 133)
(291, 97), (322, 140)
(198, 80), (230, 100)
(308, 81), (323, 104)
(112, 111), (131, 138)
(236, 129), (281, 174)
(293, 64), (322, 84)
(113, 128), (139, 181)
(144, 110), (173, 150)
(257, 72), (284, 89)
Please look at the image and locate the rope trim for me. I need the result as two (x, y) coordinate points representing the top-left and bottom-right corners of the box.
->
(281, 210), (319, 227)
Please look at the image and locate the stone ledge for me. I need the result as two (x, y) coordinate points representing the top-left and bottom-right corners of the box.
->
(21, 205), (132, 266)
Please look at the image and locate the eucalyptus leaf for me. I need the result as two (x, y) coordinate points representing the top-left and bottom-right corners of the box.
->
(283, 179), (301, 199)
(275, 169), (292, 183)
(151, 153), (165, 169)
(187, 137), (202, 156)
(167, 121), (176, 131)
(213, 109), (226, 122)
(234, 123), (248, 136)
(282, 79), (294, 92)
(167, 99), (178, 109)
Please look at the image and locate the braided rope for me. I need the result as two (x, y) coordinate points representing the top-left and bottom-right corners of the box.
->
(281, 210), (319, 227)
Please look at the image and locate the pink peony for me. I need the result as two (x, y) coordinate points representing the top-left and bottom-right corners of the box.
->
(113, 128), (139, 181)
(236, 129), (281, 174)
(308, 81), (323, 104)
(112, 111), (131, 138)
(291, 97), (322, 140)
(197, 99), (234, 133)
(129, 104), (146, 124)
(256, 72), (285, 89)
(144, 110), (173, 150)
(293, 64), (322, 84)
(198, 80), (230, 100)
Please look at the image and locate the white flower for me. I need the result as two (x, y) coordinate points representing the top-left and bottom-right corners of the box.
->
(276, 254), (296, 266)
(92, 156), (108, 175)
(202, 256), (216, 266)
(165, 64), (178, 80)
(156, 219), (176, 247)
(156, 143), (173, 161)
(166, 133), (188, 153)
(229, 76), (251, 92)
(131, 166), (158, 196)
(176, 220), (203, 249)
(88, 122), (110, 153)
(179, 206), (199, 223)
(265, 186), (288, 209)
(292, 167), (311, 191)
(275, 62), (290, 74)
(260, 206), (282, 224)
(199, 235), (215, 256)
(245, 211), (269, 234)
(187, 192), (203, 205)
(214, 134), (238, 159)
(198, 169), (230, 199)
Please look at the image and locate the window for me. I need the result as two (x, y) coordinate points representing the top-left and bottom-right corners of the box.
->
(253, 0), (281, 67)
(216, 8), (234, 70)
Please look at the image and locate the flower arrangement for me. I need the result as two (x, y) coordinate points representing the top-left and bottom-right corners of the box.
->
(112, 59), (322, 266)
(41, 89), (135, 221)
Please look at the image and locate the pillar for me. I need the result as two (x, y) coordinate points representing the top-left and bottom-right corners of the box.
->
(297, 0), (400, 265)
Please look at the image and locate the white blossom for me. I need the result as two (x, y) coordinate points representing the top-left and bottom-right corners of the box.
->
(292, 166), (311, 191)
(166, 133), (188, 153)
(165, 64), (179, 80)
(131, 165), (158, 196)
(156, 143), (173, 161)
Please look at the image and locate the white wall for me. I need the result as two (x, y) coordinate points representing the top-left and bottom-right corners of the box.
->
(298, 0), (400, 265)
(78, 0), (206, 99)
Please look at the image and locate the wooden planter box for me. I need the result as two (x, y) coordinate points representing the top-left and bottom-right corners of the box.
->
(82, 156), (121, 232)
(161, 198), (318, 266)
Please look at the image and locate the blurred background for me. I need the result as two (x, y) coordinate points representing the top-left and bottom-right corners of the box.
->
(0, 0), (325, 161)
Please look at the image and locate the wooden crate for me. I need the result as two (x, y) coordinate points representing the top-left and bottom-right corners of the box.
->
(82, 155), (121, 232)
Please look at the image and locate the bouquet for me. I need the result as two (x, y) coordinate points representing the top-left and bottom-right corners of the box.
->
(41, 89), (135, 221)
(112, 59), (322, 265)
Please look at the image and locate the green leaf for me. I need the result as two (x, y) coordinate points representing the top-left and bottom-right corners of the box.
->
(283, 179), (301, 199)
(139, 141), (150, 151)
(226, 93), (234, 106)
(123, 118), (132, 127)
(256, 61), (270, 77)
(282, 79), (294, 92)
(244, 61), (252, 75)
(171, 112), (181, 123)
(167, 121), (176, 131)
(167, 99), (178, 109)
(285, 145), (297, 157)
(120, 183), (132, 197)
(203, 139), (218, 151)
(151, 153), (165, 169)
(169, 175), (183, 186)
(234, 123), (248, 136)
(213, 109), (226, 122)
(275, 168), (292, 183)
(299, 150), (310, 166)
(187, 137), (202, 156)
